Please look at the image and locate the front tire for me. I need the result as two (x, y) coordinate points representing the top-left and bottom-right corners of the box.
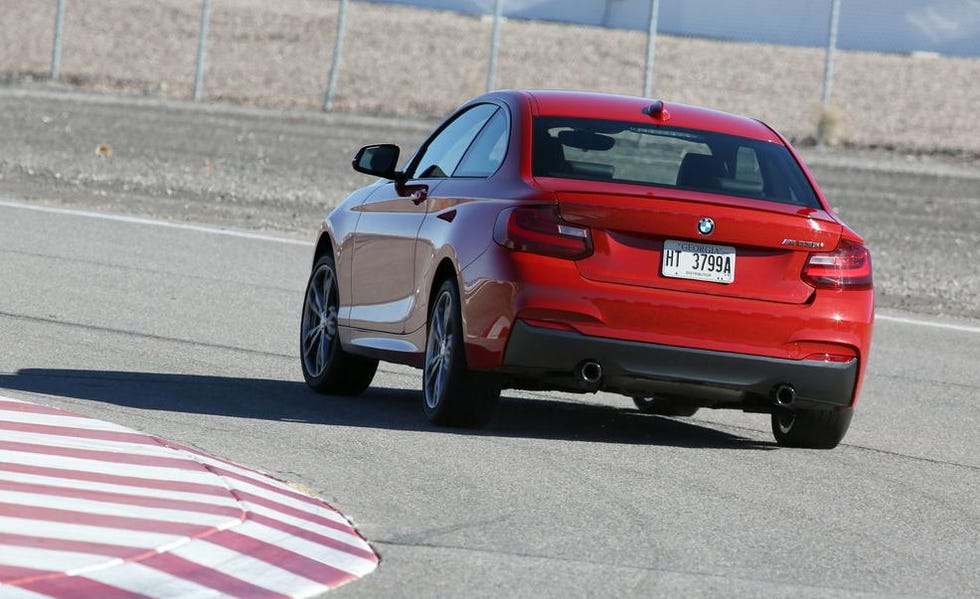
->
(301, 255), (378, 395)
(771, 408), (852, 449)
(423, 279), (500, 427)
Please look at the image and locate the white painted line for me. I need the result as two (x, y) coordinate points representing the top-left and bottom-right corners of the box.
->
(0, 585), (49, 599)
(3, 429), (172, 456)
(0, 544), (114, 573)
(246, 502), (366, 549)
(877, 313), (980, 335)
(240, 521), (377, 575)
(173, 540), (322, 593)
(0, 488), (239, 528)
(83, 561), (220, 599)
(0, 470), (238, 507)
(5, 198), (980, 337)
(0, 408), (131, 432)
(0, 515), (181, 549)
(0, 449), (227, 484)
(0, 396), (377, 596)
(0, 199), (311, 246)
(208, 475), (349, 527)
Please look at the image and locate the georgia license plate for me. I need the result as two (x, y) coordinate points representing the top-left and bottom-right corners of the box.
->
(662, 240), (736, 284)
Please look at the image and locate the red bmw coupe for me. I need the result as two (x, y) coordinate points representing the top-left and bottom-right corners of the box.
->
(300, 90), (874, 449)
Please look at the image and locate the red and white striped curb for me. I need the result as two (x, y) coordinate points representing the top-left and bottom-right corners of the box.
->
(0, 396), (378, 598)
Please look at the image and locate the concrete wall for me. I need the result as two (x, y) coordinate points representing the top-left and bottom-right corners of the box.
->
(365, 0), (980, 57)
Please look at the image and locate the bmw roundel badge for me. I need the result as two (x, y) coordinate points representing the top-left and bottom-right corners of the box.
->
(697, 217), (715, 236)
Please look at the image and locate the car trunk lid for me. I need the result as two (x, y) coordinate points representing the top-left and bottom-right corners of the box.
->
(550, 182), (842, 304)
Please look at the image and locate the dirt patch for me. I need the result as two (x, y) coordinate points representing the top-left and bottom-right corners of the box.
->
(2, 0), (978, 155)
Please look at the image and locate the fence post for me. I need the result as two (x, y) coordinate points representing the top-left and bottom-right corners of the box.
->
(486, 0), (503, 92)
(642, 0), (660, 98)
(50, 0), (67, 80)
(821, 0), (842, 104)
(193, 0), (212, 101)
(323, 0), (349, 112)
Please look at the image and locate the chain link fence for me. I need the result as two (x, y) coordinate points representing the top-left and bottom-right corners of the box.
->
(45, 0), (845, 112)
(3, 0), (977, 153)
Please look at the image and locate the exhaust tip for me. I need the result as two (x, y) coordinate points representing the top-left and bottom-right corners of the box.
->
(578, 361), (603, 385)
(772, 384), (797, 407)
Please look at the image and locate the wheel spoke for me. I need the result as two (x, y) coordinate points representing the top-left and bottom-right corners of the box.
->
(316, 328), (328, 372)
(437, 356), (448, 395)
(312, 270), (326, 309)
(304, 327), (321, 353)
(433, 362), (443, 402)
(441, 299), (453, 334)
(307, 285), (321, 314)
(426, 354), (440, 378)
(432, 304), (445, 340)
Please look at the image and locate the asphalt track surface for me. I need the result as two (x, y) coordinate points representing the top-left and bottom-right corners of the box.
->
(1, 200), (978, 598)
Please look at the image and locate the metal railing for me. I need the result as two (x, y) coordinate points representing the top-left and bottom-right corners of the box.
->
(46, 0), (844, 110)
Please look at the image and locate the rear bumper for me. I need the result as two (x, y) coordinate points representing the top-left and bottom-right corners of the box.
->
(501, 321), (858, 409)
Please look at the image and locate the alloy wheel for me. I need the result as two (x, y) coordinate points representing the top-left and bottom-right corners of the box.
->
(424, 290), (455, 409)
(301, 264), (339, 379)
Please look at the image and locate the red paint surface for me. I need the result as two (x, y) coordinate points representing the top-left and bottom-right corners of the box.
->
(320, 89), (874, 406)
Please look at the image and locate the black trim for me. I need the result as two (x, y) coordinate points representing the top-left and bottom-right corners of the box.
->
(501, 321), (857, 409)
(407, 101), (510, 180)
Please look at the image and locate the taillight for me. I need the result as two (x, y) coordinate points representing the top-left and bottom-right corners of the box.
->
(803, 240), (873, 290)
(493, 206), (593, 260)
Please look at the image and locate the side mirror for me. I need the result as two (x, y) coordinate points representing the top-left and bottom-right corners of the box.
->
(352, 144), (401, 180)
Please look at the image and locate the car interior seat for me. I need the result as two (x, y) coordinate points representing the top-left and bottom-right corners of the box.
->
(533, 134), (566, 176)
(676, 153), (726, 190)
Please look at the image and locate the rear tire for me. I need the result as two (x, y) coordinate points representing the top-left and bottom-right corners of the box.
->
(301, 255), (378, 395)
(633, 396), (699, 417)
(771, 407), (852, 449)
(423, 279), (500, 428)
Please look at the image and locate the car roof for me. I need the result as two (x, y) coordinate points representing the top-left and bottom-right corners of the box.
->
(510, 90), (781, 143)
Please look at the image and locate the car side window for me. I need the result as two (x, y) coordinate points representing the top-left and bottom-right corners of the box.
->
(453, 109), (509, 178)
(412, 105), (498, 179)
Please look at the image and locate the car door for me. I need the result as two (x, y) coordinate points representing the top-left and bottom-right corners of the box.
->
(404, 106), (512, 336)
(348, 103), (499, 334)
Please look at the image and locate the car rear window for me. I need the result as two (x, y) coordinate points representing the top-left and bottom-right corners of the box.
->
(533, 117), (819, 208)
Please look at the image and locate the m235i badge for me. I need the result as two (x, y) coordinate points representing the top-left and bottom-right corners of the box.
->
(781, 238), (825, 248)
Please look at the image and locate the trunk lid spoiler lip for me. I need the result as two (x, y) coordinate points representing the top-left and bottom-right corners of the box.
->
(546, 187), (840, 230)
(535, 176), (835, 223)
(551, 189), (843, 253)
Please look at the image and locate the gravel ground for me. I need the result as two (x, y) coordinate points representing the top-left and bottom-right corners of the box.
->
(2, 0), (979, 154)
(0, 87), (978, 320)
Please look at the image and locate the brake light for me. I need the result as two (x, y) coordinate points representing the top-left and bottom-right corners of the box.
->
(493, 206), (593, 259)
(803, 240), (873, 290)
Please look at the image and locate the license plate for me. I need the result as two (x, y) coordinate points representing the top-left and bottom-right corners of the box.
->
(662, 240), (736, 284)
